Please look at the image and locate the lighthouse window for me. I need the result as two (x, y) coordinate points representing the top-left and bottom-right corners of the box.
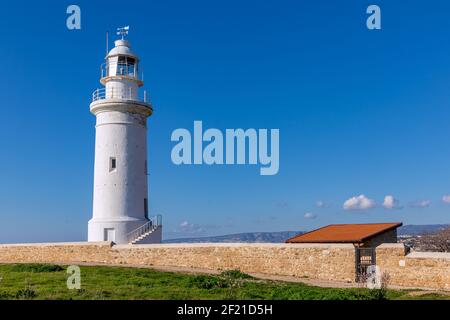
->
(117, 56), (136, 77)
(110, 157), (117, 172)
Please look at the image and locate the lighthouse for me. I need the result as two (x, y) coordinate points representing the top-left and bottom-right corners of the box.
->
(88, 27), (162, 244)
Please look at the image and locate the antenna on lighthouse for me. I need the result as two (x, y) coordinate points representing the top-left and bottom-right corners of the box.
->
(117, 26), (130, 40)
(105, 31), (109, 56)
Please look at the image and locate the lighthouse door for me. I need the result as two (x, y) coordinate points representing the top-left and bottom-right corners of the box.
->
(104, 228), (116, 242)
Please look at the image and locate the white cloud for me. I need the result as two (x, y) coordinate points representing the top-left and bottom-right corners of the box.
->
(304, 212), (317, 219)
(382, 195), (402, 209)
(178, 221), (209, 233)
(442, 195), (450, 204)
(180, 221), (189, 228)
(409, 200), (431, 208)
(343, 195), (375, 211)
(315, 201), (327, 208)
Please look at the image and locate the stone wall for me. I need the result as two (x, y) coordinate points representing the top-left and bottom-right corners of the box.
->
(1, 242), (449, 290)
(0, 242), (114, 264)
(112, 243), (356, 282)
(376, 244), (450, 290)
(0, 242), (356, 283)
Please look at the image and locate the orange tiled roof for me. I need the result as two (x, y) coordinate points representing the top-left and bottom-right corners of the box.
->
(286, 222), (402, 243)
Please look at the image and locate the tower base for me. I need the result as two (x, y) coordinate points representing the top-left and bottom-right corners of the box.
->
(88, 218), (161, 244)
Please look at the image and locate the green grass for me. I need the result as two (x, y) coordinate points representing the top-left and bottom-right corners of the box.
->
(0, 264), (448, 300)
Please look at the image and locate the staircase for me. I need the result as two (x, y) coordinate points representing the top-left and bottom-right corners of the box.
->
(127, 215), (162, 244)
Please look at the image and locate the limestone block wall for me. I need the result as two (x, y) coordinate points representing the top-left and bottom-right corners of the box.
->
(3, 242), (449, 289)
(0, 242), (356, 283)
(376, 244), (450, 290)
(112, 243), (356, 282)
(0, 242), (114, 264)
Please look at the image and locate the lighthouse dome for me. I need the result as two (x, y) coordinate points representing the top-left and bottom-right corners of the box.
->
(107, 39), (138, 59)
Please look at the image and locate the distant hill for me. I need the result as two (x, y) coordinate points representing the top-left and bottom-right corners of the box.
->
(398, 224), (449, 236)
(163, 231), (302, 243)
(163, 224), (449, 243)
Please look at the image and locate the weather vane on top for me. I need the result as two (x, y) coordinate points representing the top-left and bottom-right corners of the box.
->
(117, 26), (130, 39)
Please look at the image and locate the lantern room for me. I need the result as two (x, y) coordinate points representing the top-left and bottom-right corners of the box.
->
(97, 38), (145, 101)
(100, 39), (143, 86)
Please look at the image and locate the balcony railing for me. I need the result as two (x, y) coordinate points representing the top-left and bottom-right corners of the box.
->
(92, 88), (149, 103)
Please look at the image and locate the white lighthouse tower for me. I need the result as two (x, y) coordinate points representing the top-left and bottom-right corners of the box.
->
(88, 27), (162, 244)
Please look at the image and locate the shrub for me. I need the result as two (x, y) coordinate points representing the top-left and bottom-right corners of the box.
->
(189, 275), (228, 289)
(93, 290), (111, 299)
(220, 269), (253, 279)
(367, 272), (390, 300)
(358, 271), (391, 300)
(10, 264), (64, 273)
(0, 292), (11, 300)
(15, 287), (37, 299)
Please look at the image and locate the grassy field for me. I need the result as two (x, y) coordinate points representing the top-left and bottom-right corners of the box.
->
(0, 263), (448, 300)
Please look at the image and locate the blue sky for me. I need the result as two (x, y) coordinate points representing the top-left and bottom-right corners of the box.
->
(1, 0), (450, 243)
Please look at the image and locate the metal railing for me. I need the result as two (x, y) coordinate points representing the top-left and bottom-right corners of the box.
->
(92, 87), (148, 103)
(127, 215), (162, 244)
